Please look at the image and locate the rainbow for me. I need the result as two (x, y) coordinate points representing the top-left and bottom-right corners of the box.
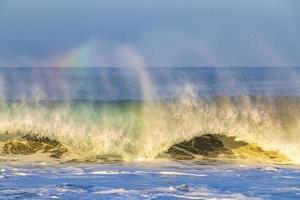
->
(52, 42), (100, 68)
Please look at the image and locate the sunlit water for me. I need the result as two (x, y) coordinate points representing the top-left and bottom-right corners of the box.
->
(1, 67), (300, 199)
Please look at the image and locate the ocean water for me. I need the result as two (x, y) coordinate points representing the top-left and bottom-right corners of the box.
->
(1, 163), (300, 200)
(1, 67), (300, 199)
(1, 67), (300, 100)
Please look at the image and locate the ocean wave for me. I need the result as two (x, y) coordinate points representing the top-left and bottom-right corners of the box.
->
(0, 95), (299, 164)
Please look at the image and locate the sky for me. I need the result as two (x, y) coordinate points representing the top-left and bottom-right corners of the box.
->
(0, 0), (299, 67)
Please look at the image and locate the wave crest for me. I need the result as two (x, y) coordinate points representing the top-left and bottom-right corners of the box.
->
(0, 95), (299, 164)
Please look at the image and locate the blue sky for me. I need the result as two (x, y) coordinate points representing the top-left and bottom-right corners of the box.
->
(0, 0), (299, 67)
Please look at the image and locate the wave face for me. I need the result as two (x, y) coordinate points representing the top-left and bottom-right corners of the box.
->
(0, 95), (300, 164)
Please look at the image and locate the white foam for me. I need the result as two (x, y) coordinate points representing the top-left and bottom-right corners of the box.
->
(94, 188), (134, 195)
(90, 170), (131, 175)
(11, 172), (28, 176)
(264, 166), (278, 171)
(157, 171), (207, 177)
(49, 196), (60, 199)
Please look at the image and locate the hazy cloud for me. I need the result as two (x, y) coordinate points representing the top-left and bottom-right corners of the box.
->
(0, 0), (299, 67)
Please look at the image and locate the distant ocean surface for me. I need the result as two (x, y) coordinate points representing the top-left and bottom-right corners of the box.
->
(1, 67), (300, 199)
(1, 67), (300, 100)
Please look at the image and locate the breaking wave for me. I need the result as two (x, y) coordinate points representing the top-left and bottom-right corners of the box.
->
(1, 93), (300, 164)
